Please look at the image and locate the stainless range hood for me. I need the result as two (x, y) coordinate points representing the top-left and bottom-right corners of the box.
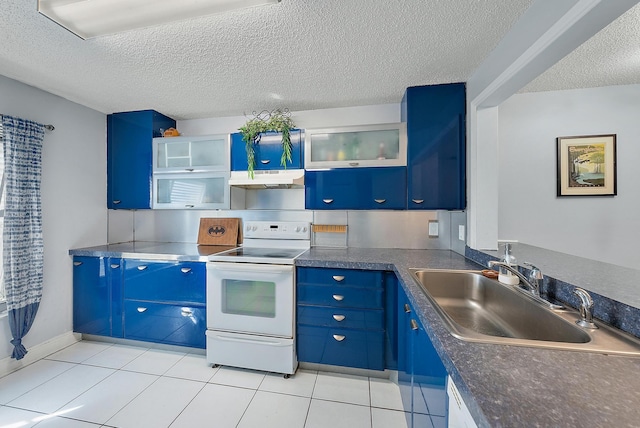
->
(228, 169), (305, 189)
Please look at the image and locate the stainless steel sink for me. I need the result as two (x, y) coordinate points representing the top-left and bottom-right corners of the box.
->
(410, 269), (640, 356)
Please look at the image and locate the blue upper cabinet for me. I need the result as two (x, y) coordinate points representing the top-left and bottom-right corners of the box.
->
(402, 83), (466, 210)
(107, 110), (175, 209)
(230, 129), (303, 171)
(305, 167), (407, 210)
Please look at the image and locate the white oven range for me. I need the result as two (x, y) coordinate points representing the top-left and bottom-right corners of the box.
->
(205, 221), (310, 376)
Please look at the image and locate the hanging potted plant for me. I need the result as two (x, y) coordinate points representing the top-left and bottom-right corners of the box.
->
(239, 109), (296, 178)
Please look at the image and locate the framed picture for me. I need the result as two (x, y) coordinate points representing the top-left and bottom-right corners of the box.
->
(556, 134), (617, 197)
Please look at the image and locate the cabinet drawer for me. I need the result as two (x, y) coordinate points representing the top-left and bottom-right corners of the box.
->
(297, 325), (384, 370)
(298, 305), (384, 330)
(297, 284), (383, 309)
(297, 267), (383, 289)
(124, 301), (205, 348)
(124, 260), (205, 304)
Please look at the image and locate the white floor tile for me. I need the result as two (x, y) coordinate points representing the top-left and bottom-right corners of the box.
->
(56, 370), (158, 424)
(0, 360), (76, 405)
(419, 383), (447, 417)
(81, 344), (147, 369)
(259, 369), (317, 397)
(0, 406), (42, 428)
(305, 399), (372, 428)
(106, 376), (205, 428)
(209, 366), (266, 390)
(45, 341), (112, 364)
(430, 414), (446, 428)
(370, 377), (405, 411)
(371, 408), (410, 428)
(169, 383), (255, 428)
(33, 416), (102, 427)
(122, 349), (185, 375)
(313, 372), (370, 406)
(164, 354), (218, 382)
(238, 390), (310, 428)
(7, 364), (115, 414)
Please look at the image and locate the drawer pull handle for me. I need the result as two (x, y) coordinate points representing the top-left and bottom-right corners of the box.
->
(112, 200), (121, 205)
(137, 265), (148, 271)
(181, 308), (193, 316)
(348, 162), (359, 167)
(332, 314), (346, 322)
(185, 205), (195, 208)
(332, 275), (345, 282)
(73, 261), (83, 266)
(332, 334), (346, 342)
(110, 264), (120, 269)
(185, 168), (194, 172)
(410, 319), (419, 331)
(411, 199), (424, 204)
(181, 267), (192, 273)
(374, 199), (386, 204)
(322, 199), (334, 204)
(260, 159), (271, 164)
(332, 294), (344, 301)
(137, 307), (147, 313)
(404, 304), (411, 313)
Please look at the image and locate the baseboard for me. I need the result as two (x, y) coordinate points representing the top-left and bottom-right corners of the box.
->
(0, 331), (80, 378)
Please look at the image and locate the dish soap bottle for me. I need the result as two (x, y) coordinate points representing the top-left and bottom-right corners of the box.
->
(497, 241), (519, 286)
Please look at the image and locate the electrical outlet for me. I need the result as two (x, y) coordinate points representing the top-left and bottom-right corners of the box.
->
(458, 225), (465, 241)
(428, 221), (439, 237)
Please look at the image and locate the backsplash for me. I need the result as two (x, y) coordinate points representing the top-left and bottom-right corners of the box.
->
(108, 205), (465, 251)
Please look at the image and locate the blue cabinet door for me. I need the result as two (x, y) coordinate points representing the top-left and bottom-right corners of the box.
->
(231, 129), (303, 171)
(305, 167), (406, 210)
(402, 83), (466, 210)
(107, 110), (175, 209)
(398, 285), (448, 427)
(72, 256), (123, 338)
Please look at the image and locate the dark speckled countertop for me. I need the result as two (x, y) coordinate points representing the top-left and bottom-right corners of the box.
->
(70, 243), (640, 427)
(296, 247), (640, 428)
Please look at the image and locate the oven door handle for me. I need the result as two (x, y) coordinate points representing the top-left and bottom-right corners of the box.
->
(209, 263), (293, 274)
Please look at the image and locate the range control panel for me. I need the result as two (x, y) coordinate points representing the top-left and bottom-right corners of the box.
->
(243, 221), (311, 240)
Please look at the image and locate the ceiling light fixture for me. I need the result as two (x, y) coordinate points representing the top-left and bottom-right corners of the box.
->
(38, 0), (281, 39)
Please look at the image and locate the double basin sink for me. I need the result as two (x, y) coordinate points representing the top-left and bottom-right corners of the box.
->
(410, 269), (640, 356)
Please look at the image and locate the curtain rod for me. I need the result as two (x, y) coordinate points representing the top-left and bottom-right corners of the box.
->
(0, 117), (55, 138)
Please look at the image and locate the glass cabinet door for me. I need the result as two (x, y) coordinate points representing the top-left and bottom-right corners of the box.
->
(153, 134), (229, 172)
(153, 172), (230, 209)
(304, 123), (407, 169)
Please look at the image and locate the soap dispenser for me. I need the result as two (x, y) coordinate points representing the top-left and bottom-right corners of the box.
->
(497, 242), (519, 286)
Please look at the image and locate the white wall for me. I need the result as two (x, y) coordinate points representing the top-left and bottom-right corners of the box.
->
(498, 84), (640, 269)
(0, 75), (107, 360)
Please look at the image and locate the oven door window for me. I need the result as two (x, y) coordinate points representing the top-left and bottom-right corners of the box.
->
(222, 279), (276, 318)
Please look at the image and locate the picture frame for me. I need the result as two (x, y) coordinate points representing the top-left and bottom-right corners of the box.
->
(556, 134), (617, 197)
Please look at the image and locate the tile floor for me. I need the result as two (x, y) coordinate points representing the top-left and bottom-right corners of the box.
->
(0, 340), (442, 428)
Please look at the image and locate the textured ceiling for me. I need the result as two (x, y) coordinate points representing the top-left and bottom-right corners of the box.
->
(523, 2), (640, 92)
(0, 1), (637, 120)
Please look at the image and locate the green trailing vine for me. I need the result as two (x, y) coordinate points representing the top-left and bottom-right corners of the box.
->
(239, 109), (295, 178)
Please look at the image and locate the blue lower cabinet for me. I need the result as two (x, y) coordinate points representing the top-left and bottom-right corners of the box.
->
(297, 267), (383, 289)
(72, 256), (123, 338)
(297, 325), (384, 370)
(305, 167), (407, 210)
(398, 285), (448, 427)
(124, 301), (206, 348)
